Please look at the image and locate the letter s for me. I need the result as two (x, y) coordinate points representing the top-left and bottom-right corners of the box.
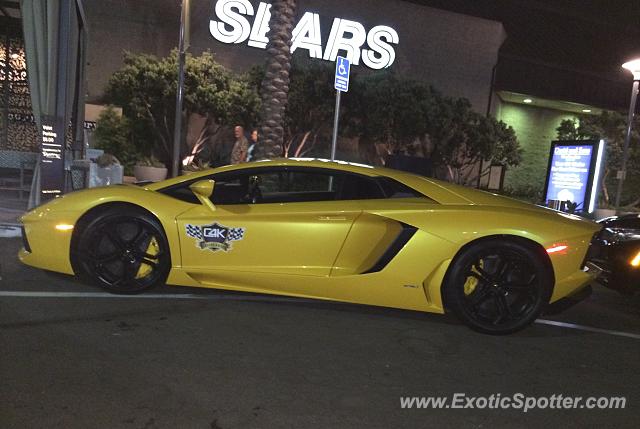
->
(362, 25), (399, 69)
(209, 0), (254, 44)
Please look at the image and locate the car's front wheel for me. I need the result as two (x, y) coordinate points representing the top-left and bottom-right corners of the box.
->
(443, 239), (552, 335)
(74, 208), (170, 294)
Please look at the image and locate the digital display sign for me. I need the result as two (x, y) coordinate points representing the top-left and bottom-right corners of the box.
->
(543, 140), (604, 214)
(39, 117), (65, 200)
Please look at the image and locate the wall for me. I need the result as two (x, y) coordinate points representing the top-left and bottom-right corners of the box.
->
(83, 0), (505, 112)
(498, 101), (577, 193)
(82, 0), (179, 102)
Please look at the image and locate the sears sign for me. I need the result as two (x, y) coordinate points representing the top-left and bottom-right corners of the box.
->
(209, 0), (399, 69)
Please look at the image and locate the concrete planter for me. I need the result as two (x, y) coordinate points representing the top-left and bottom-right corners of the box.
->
(133, 165), (168, 182)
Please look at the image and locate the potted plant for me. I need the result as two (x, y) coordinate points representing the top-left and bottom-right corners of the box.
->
(134, 155), (168, 182)
(182, 159), (211, 175)
(92, 154), (124, 187)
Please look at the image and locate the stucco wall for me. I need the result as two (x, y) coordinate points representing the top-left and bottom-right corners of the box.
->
(83, 0), (179, 102)
(498, 101), (577, 193)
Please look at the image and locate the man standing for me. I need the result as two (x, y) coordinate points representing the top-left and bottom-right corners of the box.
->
(246, 129), (259, 162)
(230, 125), (248, 164)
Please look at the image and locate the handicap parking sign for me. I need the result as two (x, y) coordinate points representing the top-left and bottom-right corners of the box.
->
(334, 56), (350, 92)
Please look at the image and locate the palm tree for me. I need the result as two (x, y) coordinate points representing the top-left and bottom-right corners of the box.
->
(257, 0), (297, 159)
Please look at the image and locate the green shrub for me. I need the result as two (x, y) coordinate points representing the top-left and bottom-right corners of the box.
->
(94, 106), (138, 175)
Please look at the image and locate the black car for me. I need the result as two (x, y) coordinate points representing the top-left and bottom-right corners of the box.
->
(587, 214), (640, 294)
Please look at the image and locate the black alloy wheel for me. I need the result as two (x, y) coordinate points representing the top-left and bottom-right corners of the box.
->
(75, 210), (170, 294)
(443, 239), (552, 334)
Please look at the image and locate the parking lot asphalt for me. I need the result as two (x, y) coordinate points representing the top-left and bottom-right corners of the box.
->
(1, 237), (639, 428)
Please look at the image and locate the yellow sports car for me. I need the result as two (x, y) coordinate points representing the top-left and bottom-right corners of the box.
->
(19, 159), (600, 334)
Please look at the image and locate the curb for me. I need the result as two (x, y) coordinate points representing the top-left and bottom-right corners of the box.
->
(0, 224), (22, 238)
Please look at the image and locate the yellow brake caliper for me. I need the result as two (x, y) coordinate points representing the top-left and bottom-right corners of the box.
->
(464, 260), (484, 295)
(135, 236), (160, 279)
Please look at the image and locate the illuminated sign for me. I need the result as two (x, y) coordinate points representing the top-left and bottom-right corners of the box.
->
(543, 140), (605, 214)
(209, 0), (399, 69)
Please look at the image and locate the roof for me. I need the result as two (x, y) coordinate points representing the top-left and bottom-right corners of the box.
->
(146, 158), (476, 205)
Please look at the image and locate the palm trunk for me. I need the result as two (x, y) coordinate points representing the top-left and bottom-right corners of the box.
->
(256, 0), (297, 160)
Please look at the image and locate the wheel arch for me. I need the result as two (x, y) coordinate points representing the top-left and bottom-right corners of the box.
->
(439, 234), (555, 310)
(69, 202), (172, 274)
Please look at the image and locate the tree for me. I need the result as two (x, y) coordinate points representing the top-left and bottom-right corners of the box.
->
(282, 61), (336, 157)
(256, 0), (297, 160)
(105, 51), (260, 166)
(428, 97), (521, 185)
(93, 106), (137, 174)
(344, 73), (439, 164)
(557, 111), (640, 207)
(344, 73), (520, 183)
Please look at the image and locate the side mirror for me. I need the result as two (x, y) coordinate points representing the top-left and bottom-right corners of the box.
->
(189, 179), (216, 212)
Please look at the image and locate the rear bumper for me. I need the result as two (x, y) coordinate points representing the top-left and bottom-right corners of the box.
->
(547, 230), (600, 302)
(550, 268), (594, 302)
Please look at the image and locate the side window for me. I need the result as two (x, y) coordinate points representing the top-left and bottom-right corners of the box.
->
(158, 168), (430, 206)
(159, 181), (203, 204)
(255, 170), (340, 203)
(338, 175), (385, 200)
(376, 177), (427, 199)
(201, 168), (343, 205)
(210, 174), (251, 205)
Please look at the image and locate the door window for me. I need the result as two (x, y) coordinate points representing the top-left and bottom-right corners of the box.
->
(159, 167), (429, 205)
(210, 168), (386, 205)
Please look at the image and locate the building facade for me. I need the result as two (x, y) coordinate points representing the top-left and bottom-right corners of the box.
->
(1, 0), (637, 201)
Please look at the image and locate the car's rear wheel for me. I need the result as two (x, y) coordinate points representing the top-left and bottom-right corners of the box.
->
(443, 239), (552, 335)
(74, 209), (170, 294)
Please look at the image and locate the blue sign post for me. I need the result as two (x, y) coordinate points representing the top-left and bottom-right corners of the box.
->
(331, 56), (351, 160)
(334, 56), (350, 92)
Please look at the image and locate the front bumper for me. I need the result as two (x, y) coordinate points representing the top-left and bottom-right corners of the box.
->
(18, 211), (77, 275)
(584, 228), (640, 294)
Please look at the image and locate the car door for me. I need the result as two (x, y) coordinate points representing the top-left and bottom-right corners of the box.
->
(176, 167), (361, 278)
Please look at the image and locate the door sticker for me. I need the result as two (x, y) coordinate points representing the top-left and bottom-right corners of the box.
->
(186, 223), (245, 252)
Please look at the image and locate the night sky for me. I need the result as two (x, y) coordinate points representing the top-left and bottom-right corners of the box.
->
(413, 0), (640, 79)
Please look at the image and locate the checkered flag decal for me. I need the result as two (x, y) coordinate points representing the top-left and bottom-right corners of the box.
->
(186, 224), (203, 240)
(228, 228), (245, 241)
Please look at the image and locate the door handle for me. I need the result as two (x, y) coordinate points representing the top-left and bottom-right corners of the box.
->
(318, 215), (347, 221)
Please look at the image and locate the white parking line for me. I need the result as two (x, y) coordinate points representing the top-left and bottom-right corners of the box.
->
(535, 319), (640, 340)
(1, 291), (639, 340)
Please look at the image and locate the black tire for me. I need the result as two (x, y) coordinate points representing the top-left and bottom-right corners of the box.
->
(73, 208), (170, 294)
(442, 239), (552, 335)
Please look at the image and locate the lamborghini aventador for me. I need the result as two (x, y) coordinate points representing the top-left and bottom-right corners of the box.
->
(19, 158), (601, 334)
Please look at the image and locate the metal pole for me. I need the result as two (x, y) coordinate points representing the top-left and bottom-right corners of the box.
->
(614, 79), (639, 211)
(171, 0), (190, 178)
(55, 0), (71, 196)
(330, 90), (341, 161)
